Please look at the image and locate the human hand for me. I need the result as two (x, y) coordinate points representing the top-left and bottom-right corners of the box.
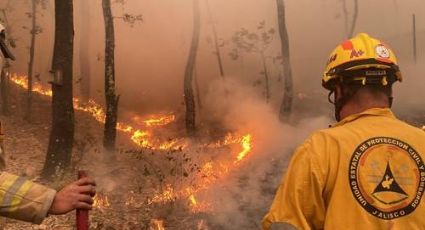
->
(48, 177), (96, 215)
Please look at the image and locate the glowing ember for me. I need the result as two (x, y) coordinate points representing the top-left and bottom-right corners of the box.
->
(93, 193), (110, 209)
(150, 219), (165, 230)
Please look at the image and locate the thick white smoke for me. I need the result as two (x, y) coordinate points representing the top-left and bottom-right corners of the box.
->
(198, 79), (331, 229)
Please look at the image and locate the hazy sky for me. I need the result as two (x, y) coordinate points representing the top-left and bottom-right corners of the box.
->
(2, 0), (425, 114)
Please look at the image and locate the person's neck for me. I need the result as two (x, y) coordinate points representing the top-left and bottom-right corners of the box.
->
(339, 101), (389, 120)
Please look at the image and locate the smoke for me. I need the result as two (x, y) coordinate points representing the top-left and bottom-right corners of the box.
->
(199, 79), (331, 229)
(391, 56), (425, 125)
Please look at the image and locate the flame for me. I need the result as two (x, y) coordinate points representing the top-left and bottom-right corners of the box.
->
(148, 133), (253, 213)
(148, 184), (176, 204)
(150, 219), (165, 230)
(10, 74), (187, 150)
(10, 74), (255, 214)
(188, 193), (212, 213)
(135, 114), (176, 127)
(236, 134), (252, 162)
(93, 193), (110, 209)
(189, 194), (197, 205)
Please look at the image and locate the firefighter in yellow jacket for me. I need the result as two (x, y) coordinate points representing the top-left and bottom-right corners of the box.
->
(0, 24), (96, 224)
(263, 33), (425, 229)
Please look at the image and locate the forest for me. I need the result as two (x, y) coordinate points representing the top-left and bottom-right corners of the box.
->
(0, 0), (424, 229)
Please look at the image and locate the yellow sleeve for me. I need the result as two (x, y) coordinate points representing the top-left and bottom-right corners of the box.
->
(262, 137), (326, 230)
(0, 172), (56, 224)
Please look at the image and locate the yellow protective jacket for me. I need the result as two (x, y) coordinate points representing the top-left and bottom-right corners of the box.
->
(0, 143), (56, 224)
(263, 108), (425, 230)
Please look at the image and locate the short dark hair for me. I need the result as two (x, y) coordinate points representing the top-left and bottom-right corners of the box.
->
(341, 83), (392, 104)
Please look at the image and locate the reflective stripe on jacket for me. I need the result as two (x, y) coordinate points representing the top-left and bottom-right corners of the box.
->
(263, 108), (425, 230)
(0, 172), (56, 224)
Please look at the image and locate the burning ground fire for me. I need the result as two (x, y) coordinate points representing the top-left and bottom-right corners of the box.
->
(10, 74), (187, 150)
(10, 74), (254, 225)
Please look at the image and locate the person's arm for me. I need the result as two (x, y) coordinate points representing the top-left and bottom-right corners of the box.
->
(0, 172), (95, 224)
(262, 137), (327, 230)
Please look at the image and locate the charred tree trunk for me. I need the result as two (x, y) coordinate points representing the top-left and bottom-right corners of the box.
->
(184, 0), (201, 137)
(42, 0), (75, 179)
(205, 0), (225, 79)
(79, 0), (91, 102)
(260, 52), (270, 103)
(347, 0), (358, 38)
(102, 0), (119, 151)
(25, 0), (37, 121)
(276, 0), (293, 121)
(0, 63), (10, 116)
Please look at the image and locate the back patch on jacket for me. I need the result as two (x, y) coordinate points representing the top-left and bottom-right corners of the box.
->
(348, 137), (425, 220)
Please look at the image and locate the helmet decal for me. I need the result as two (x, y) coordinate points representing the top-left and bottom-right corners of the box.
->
(376, 44), (390, 59)
(327, 54), (338, 65)
(342, 40), (354, 50)
(350, 49), (364, 59)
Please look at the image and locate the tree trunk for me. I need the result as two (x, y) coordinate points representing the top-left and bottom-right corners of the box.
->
(25, 0), (37, 121)
(102, 0), (119, 151)
(205, 0), (225, 79)
(184, 0), (201, 137)
(260, 52), (270, 103)
(412, 14), (417, 63)
(194, 66), (202, 110)
(276, 0), (293, 121)
(0, 62), (10, 116)
(347, 0), (358, 38)
(393, 0), (398, 13)
(341, 0), (349, 37)
(41, 0), (75, 179)
(79, 0), (91, 102)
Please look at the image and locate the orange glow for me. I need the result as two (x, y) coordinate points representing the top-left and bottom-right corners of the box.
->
(149, 133), (253, 213)
(148, 184), (176, 204)
(236, 134), (252, 162)
(189, 194), (197, 205)
(140, 114), (176, 127)
(10, 74), (187, 151)
(10, 74), (255, 214)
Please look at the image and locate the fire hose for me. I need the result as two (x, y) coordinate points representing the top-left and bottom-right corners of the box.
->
(77, 170), (89, 230)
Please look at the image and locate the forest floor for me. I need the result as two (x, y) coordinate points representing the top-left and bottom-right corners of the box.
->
(0, 83), (198, 230)
(0, 82), (424, 230)
(0, 82), (273, 230)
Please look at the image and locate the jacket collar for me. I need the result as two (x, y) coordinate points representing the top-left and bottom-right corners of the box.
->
(332, 108), (395, 127)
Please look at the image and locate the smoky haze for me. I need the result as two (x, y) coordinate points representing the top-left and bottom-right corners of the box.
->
(2, 0), (425, 115)
(1, 0), (425, 228)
